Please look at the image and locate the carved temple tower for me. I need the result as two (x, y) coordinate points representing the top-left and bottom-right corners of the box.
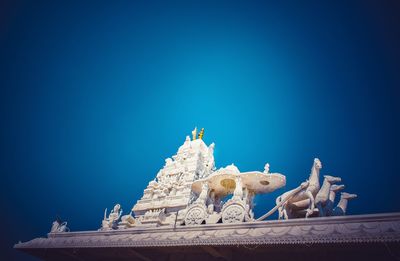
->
(132, 134), (215, 225)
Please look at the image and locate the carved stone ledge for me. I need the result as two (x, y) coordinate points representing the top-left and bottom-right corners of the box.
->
(15, 213), (400, 250)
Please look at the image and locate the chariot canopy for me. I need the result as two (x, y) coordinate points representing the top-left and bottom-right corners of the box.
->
(191, 171), (286, 198)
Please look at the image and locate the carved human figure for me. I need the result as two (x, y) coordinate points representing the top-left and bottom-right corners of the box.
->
(276, 158), (322, 219)
(174, 178), (185, 196)
(264, 163), (270, 174)
(164, 158), (173, 167)
(244, 203), (254, 221)
(332, 192), (357, 216)
(196, 182), (209, 204)
(233, 176), (243, 200)
(207, 204), (214, 214)
(242, 187), (249, 204)
(162, 187), (169, 198)
(213, 196), (223, 212)
(152, 189), (160, 199)
(102, 204), (123, 230)
(142, 185), (155, 199)
(170, 183), (177, 196)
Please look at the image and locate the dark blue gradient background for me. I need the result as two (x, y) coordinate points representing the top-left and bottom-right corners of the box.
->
(1, 1), (399, 260)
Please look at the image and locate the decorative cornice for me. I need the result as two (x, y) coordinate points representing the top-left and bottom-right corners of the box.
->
(15, 213), (400, 249)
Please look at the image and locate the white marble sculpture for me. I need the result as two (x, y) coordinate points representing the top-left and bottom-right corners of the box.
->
(332, 192), (357, 216)
(50, 219), (69, 233)
(196, 182), (209, 204)
(187, 162), (286, 225)
(191, 127), (197, 140)
(99, 130), (356, 230)
(287, 175), (341, 218)
(258, 157), (357, 220)
(257, 181), (309, 221)
(264, 163), (270, 174)
(101, 204), (122, 230)
(14, 125), (367, 261)
(325, 184), (345, 216)
(132, 129), (216, 226)
(314, 175), (342, 216)
(119, 211), (136, 229)
(276, 158), (322, 219)
(291, 175), (342, 217)
(233, 176), (243, 200)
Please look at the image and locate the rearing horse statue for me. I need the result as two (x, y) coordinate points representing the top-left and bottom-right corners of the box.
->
(276, 158), (322, 219)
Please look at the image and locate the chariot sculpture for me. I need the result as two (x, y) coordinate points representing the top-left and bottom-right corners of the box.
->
(96, 128), (356, 230)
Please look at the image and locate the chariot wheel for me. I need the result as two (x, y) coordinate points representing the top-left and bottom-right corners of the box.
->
(184, 203), (207, 226)
(221, 200), (246, 223)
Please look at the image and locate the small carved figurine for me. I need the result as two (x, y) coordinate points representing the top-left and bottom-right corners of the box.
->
(264, 163), (270, 174)
(101, 204), (123, 230)
(50, 217), (69, 233)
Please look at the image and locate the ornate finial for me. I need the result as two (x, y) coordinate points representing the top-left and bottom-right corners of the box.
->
(192, 127), (197, 140)
(198, 128), (204, 140)
(264, 163), (270, 174)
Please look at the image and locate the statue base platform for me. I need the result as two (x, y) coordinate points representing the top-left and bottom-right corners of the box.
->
(15, 213), (400, 261)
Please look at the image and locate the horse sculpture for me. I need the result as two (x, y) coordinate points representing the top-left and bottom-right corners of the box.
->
(332, 192), (357, 216)
(325, 184), (345, 216)
(50, 218), (69, 233)
(289, 175), (342, 217)
(315, 175), (342, 216)
(276, 158), (322, 219)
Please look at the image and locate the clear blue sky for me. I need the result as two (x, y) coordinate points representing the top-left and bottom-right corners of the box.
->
(1, 1), (399, 260)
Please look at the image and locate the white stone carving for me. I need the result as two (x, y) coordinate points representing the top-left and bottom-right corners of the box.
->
(46, 130), (358, 237)
(221, 201), (246, 223)
(101, 204), (122, 230)
(184, 203), (208, 225)
(13, 128), (379, 261)
(333, 192), (358, 216)
(276, 158), (322, 219)
(289, 175), (342, 217)
(232, 176), (243, 200)
(264, 163), (270, 174)
(50, 219), (69, 233)
(16, 213), (400, 251)
(259, 158), (357, 220)
(315, 175), (342, 216)
(187, 163), (285, 226)
(196, 182), (209, 204)
(325, 184), (345, 216)
(118, 211), (136, 229)
(132, 132), (216, 227)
